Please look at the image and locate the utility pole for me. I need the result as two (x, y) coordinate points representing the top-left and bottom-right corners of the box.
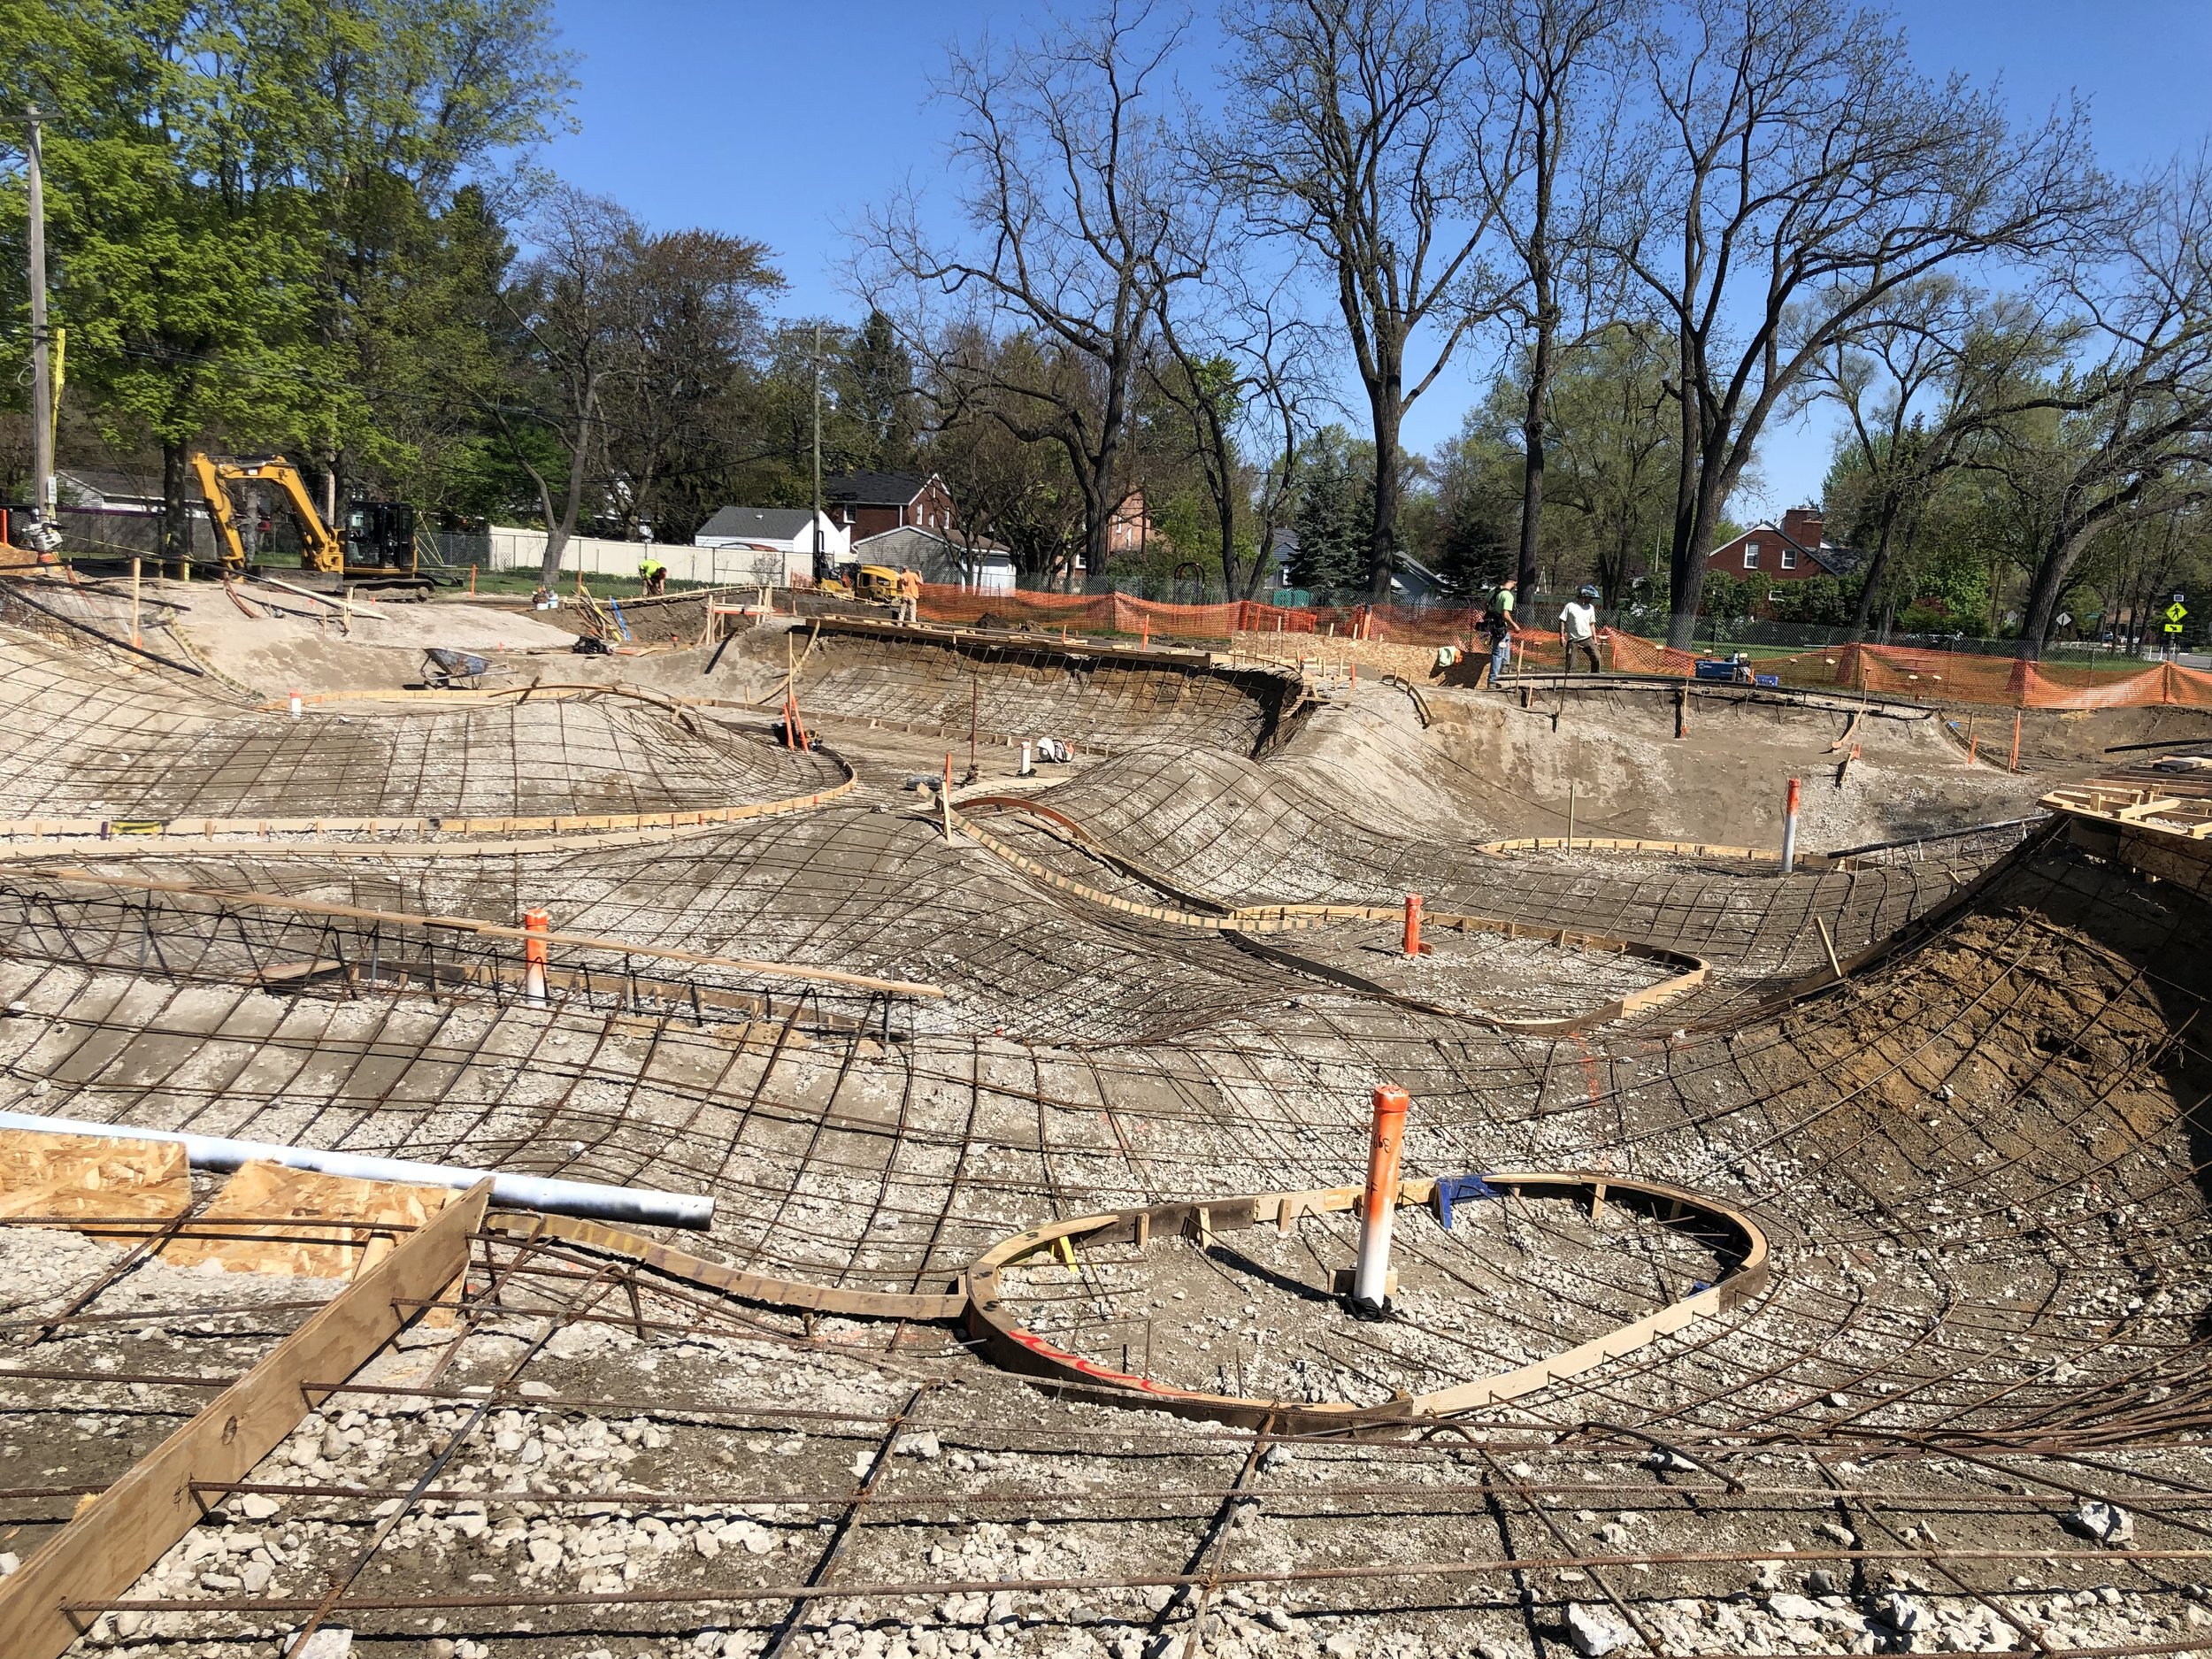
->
(811, 321), (824, 581)
(25, 108), (55, 540)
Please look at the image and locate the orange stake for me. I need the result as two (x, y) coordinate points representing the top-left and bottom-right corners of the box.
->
(1352, 1085), (1410, 1311)
(522, 907), (550, 1005)
(1402, 893), (1428, 957)
(2009, 709), (2023, 772)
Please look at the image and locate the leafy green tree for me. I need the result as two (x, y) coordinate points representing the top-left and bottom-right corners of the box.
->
(2, 0), (571, 557)
(4, 0), (322, 560)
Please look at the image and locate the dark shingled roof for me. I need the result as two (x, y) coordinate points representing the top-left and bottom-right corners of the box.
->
(695, 506), (819, 541)
(823, 472), (932, 507)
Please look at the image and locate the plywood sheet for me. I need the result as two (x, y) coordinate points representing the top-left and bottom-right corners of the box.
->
(0, 1129), (189, 1225)
(164, 1159), (453, 1279)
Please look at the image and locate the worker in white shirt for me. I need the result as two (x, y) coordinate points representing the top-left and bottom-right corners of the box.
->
(1560, 585), (1602, 673)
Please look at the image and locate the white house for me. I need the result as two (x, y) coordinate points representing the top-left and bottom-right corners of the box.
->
(853, 526), (1016, 594)
(694, 506), (849, 586)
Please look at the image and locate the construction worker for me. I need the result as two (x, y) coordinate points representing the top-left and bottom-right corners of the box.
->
(1560, 584), (1602, 673)
(638, 554), (666, 596)
(895, 565), (922, 626)
(1483, 577), (1517, 688)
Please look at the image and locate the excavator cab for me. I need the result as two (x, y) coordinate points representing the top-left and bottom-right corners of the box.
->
(343, 499), (417, 570)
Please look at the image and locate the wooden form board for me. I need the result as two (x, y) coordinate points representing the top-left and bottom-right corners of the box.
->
(162, 1160), (454, 1280)
(0, 1130), (189, 1226)
(0, 1178), (488, 1659)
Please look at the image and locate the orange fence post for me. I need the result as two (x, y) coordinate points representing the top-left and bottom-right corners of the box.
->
(1351, 1085), (1410, 1314)
(522, 908), (550, 1005)
(2009, 709), (2023, 772)
(468, 565), (477, 595)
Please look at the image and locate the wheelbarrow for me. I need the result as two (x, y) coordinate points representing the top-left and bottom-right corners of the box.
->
(420, 647), (505, 690)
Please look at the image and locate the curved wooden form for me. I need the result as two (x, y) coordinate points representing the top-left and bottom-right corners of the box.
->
(964, 1171), (1770, 1434)
(0, 741), (859, 858)
(483, 1212), (966, 1321)
(946, 799), (1709, 1032)
(15, 868), (947, 999)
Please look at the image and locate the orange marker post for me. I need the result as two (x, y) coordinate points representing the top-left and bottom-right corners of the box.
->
(2009, 709), (2023, 772)
(1779, 777), (1802, 875)
(1402, 893), (1429, 957)
(522, 907), (550, 1005)
(1352, 1085), (1410, 1313)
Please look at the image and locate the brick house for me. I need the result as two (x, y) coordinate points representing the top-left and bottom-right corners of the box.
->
(823, 472), (957, 543)
(1705, 506), (1862, 614)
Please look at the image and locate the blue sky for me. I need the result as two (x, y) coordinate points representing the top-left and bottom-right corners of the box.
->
(542, 1), (2212, 514)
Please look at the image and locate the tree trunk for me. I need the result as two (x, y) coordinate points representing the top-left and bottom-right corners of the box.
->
(539, 381), (601, 591)
(162, 440), (193, 573)
(1664, 450), (1729, 652)
(1517, 315), (1552, 600)
(1663, 339), (1708, 650)
(1845, 516), (1896, 643)
(2016, 528), (2081, 662)
(1368, 376), (1402, 602)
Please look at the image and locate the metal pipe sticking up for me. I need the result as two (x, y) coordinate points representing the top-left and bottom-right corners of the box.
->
(1779, 777), (1801, 875)
(1402, 893), (1425, 957)
(1350, 1085), (1409, 1317)
(0, 1110), (715, 1228)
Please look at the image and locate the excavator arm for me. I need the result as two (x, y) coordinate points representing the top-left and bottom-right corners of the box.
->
(191, 453), (346, 573)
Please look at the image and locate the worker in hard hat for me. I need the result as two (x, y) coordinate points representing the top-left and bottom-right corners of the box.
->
(1480, 577), (1517, 688)
(1560, 584), (1602, 674)
(638, 555), (667, 596)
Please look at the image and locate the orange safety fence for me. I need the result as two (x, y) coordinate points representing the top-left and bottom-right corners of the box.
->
(911, 586), (2212, 710)
(1594, 631), (2212, 710)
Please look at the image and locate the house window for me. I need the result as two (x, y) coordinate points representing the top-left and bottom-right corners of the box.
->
(1743, 542), (1760, 569)
(1780, 545), (1798, 570)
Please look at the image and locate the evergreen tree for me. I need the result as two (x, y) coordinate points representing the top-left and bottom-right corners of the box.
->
(1288, 427), (1373, 591)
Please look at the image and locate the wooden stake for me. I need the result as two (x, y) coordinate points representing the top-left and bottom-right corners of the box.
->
(1816, 915), (1846, 981)
(129, 556), (141, 647)
(2009, 708), (2023, 772)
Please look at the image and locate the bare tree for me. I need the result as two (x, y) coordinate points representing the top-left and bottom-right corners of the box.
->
(1798, 278), (2067, 641)
(1480, 0), (1640, 598)
(492, 185), (642, 589)
(1217, 0), (1509, 599)
(1991, 158), (2212, 658)
(860, 1), (1195, 584)
(1146, 254), (1327, 596)
(1614, 0), (2097, 648)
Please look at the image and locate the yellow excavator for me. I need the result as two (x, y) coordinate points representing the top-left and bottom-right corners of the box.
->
(192, 452), (427, 594)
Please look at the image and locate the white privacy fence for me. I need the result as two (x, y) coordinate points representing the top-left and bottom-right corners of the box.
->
(428, 527), (806, 588)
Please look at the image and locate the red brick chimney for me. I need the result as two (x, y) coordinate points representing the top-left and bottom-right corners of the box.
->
(1780, 506), (1824, 549)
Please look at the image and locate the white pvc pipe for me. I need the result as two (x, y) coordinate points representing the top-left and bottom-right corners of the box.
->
(0, 1110), (713, 1229)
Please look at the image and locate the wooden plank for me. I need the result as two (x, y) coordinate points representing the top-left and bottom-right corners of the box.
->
(0, 1179), (489, 1659)
(0, 1130), (188, 1226)
(162, 1161), (454, 1280)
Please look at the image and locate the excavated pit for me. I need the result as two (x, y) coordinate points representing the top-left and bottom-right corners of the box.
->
(0, 572), (2208, 1659)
